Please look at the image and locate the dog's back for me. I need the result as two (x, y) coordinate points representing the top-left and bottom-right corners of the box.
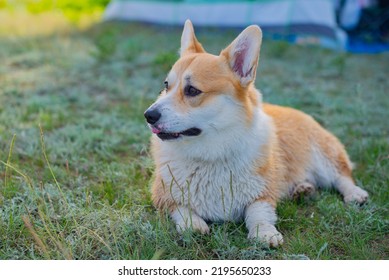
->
(263, 103), (353, 189)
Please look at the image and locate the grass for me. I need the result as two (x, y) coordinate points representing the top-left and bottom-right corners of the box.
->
(0, 11), (388, 260)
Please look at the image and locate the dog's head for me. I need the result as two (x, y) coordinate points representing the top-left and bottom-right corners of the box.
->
(145, 20), (263, 145)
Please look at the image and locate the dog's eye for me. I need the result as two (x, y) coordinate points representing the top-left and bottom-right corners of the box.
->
(185, 85), (202, 97)
(164, 81), (168, 89)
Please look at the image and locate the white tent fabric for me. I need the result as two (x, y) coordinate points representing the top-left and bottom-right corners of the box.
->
(104, 0), (348, 50)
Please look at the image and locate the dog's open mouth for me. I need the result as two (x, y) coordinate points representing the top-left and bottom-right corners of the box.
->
(152, 127), (202, 140)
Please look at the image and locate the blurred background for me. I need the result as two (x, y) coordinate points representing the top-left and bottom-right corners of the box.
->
(0, 0), (388, 260)
(2, 0), (389, 51)
(104, 0), (389, 52)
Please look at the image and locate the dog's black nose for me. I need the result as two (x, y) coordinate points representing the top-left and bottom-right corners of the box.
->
(144, 109), (161, 125)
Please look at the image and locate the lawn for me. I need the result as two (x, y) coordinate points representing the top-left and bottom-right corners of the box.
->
(0, 9), (388, 260)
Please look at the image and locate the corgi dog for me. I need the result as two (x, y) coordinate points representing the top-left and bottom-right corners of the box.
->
(144, 20), (368, 247)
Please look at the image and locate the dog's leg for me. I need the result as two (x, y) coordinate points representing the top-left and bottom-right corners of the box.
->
(171, 206), (210, 234)
(335, 175), (368, 204)
(309, 145), (368, 205)
(245, 199), (283, 247)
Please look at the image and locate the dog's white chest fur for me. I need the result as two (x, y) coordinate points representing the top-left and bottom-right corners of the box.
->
(155, 109), (271, 222)
(159, 157), (266, 222)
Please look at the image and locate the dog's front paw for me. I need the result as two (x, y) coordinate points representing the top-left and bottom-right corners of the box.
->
(248, 224), (283, 247)
(176, 215), (210, 234)
(343, 186), (368, 205)
(172, 207), (210, 235)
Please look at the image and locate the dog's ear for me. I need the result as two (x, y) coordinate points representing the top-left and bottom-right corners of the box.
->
(180, 19), (205, 57)
(221, 25), (262, 87)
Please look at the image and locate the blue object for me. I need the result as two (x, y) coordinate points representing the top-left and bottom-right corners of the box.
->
(347, 36), (389, 53)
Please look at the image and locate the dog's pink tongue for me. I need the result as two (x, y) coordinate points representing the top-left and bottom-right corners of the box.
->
(151, 127), (161, 134)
